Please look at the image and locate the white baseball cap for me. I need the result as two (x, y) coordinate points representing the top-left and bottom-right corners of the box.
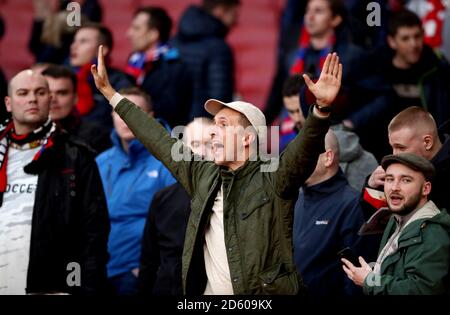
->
(204, 99), (267, 143)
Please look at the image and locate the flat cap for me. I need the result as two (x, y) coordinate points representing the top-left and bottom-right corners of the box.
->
(381, 153), (435, 182)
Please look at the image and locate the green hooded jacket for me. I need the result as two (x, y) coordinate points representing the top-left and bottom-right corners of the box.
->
(363, 206), (450, 295)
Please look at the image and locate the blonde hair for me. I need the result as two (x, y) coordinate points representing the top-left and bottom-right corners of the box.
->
(40, 11), (87, 47)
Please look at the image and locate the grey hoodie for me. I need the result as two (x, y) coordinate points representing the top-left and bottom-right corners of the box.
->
(333, 128), (378, 191)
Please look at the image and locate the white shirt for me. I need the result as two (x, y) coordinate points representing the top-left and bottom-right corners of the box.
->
(0, 146), (40, 295)
(203, 186), (234, 295)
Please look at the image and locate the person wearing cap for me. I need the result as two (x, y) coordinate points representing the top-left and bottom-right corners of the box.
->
(91, 45), (342, 295)
(342, 153), (450, 295)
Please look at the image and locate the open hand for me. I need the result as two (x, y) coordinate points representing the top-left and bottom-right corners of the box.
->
(91, 45), (116, 101)
(303, 52), (342, 107)
(342, 256), (372, 287)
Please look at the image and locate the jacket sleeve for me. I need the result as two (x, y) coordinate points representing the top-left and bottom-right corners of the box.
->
(114, 98), (209, 196)
(79, 154), (110, 295)
(138, 196), (161, 296)
(363, 223), (450, 295)
(340, 198), (366, 296)
(272, 106), (330, 199)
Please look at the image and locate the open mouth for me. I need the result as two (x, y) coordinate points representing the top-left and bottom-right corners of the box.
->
(389, 194), (404, 206)
(211, 141), (224, 150)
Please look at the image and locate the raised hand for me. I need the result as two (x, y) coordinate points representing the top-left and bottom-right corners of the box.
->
(91, 45), (116, 101)
(303, 52), (342, 107)
(368, 165), (386, 188)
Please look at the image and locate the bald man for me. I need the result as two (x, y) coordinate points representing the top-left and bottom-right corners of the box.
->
(366, 106), (450, 215)
(0, 70), (109, 295)
(293, 130), (365, 296)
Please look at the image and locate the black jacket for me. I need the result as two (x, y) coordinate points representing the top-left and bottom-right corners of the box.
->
(172, 5), (234, 119)
(139, 51), (192, 128)
(23, 129), (110, 295)
(85, 67), (132, 130)
(58, 112), (112, 155)
(430, 134), (450, 211)
(139, 182), (191, 296)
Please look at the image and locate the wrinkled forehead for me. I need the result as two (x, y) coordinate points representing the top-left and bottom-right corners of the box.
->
(9, 70), (49, 94)
(214, 107), (243, 124)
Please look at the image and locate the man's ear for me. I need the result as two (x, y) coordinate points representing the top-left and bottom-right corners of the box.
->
(148, 29), (160, 44)
(423, 135), (433, 151)
(243, 132), (256, 147)
(4, 96), (12, 113)
(324, 149), (334, 168)
(102, 45), (110, 57)
(331, 15), (343, 29)
(387, 35), (397, 50)
(423, 181), (432, 197)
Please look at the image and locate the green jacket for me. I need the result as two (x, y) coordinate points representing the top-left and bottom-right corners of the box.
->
(115, 98), (330, 295)
(363, 208), (450, 295)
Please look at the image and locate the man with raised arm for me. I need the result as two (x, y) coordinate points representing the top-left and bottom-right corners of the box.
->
(91, 45), (342, 295)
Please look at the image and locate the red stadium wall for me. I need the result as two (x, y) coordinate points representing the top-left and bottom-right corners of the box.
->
(0, 0), (285, 109)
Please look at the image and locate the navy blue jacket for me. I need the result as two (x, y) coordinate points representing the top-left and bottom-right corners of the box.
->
(139, 48), (192, 128)
(294, 170), (364, 296)
(172, 6), (234, 119)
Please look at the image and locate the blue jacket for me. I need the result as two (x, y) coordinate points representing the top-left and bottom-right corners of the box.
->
(96, 130), (175, 278)
(172, 5), (234, 119)
(293, 170), (364, 296)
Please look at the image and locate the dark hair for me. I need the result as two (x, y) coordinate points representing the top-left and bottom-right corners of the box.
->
(118, 86), (152, 111)
(42, 64), (77, 90)
(202, 0), (240, 13)
(134, 7), (173, 43)
(388, 10), (422, 37)
(326, 0), (346, 18)
(282, 75), (305, 98)
(306, 0), (346, 29)
(79, 22), (113, 50)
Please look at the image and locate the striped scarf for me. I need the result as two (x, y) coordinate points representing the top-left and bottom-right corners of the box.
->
(125, 43), (174, 85)
(0, 118), (56, 206)
(290, 26), (335, 76)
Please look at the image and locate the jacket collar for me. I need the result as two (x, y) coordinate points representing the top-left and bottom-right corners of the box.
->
(219, 159), (262, 179)
(23, 127), (67, 175)
(379, 201), (441, 273)
(302, 169), (348, 196)
(393, 201), (440, 246)
(431, 134), (450, 166)
(110, 130), (149, 163)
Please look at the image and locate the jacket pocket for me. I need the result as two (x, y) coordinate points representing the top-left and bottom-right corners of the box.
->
(240, 194), (270, 220)
(258, 263), (299, 295)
